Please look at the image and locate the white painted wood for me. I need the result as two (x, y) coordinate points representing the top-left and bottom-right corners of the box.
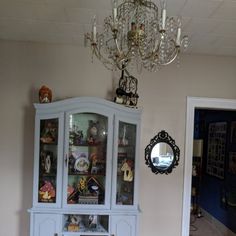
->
(181, 96), (236, 236)
(33, 214), (61, 236)
(111, 215), (136, 236)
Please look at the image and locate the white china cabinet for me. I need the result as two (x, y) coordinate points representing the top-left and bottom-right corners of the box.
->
(28, 97), (141, 236)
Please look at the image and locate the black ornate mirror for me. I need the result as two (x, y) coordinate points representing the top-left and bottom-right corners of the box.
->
(145, 130), (180, 174)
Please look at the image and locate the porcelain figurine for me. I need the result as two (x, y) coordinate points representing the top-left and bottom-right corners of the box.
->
(39, 85), (52, 103)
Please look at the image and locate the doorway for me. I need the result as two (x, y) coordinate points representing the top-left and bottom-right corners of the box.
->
(181, 97), (236, 236)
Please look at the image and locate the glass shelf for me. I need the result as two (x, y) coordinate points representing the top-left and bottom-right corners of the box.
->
(68, 173), (106, 177)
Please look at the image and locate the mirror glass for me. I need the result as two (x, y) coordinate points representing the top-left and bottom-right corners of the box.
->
(151, 142), (174, 170)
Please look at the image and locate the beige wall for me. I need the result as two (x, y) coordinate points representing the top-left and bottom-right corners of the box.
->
(0, 39), (235, 236)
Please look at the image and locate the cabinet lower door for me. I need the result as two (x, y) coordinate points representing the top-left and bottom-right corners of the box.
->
(111, 215), (136, 236)
(33, 214), (61, 236)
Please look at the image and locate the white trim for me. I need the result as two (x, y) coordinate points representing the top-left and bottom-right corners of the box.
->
(181, 96), (236, 236)
(34, 97), (142, 116)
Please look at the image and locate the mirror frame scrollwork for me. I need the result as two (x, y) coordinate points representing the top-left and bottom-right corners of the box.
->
(145, 130), (180, 174)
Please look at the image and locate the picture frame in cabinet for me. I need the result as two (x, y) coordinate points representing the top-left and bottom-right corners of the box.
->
(229, 152), (236, 174)
(230, 121), (236, 144)
(206, 122), (227, 179)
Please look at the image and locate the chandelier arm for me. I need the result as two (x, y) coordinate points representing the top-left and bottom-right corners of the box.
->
(115, 61), (125, 70)
(92, 44), (115, 70)
(114, 38), (122, 55)
(115, 58), (130, 70)
(159, 47), (180, 66)
(124, 68), (130, 77)
(153, 37), (160, 53)
(114, 45), (133, 71)
(138, 38), (179, 65)
(139, 42), (159, 61)
(105, 37), (116, 47)
(138, 40), (157, 60)
(104, 19), (116, 34)
(85, 33), (93, 44)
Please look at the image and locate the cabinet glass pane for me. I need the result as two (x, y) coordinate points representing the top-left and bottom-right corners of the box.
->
(116, 121), (136, 205)
(63, 214), (109, 233)
(38, 118), (58, 203)
(67, 113), (107, 205)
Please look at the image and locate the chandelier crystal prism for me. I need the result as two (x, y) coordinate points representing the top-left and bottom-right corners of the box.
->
(85, 0), (189, 72)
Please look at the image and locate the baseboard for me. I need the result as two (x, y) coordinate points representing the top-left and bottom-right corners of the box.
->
(201, 208), (236, 236)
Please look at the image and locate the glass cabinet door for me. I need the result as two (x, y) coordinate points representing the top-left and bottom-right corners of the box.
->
(65, 112), (108, 208)
(115, 121), (137, 206)
(38, 118), (59, 204)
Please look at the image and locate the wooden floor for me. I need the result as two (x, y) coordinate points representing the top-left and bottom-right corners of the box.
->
(189, 215), (236, 236)
(190, 216), (222, 236)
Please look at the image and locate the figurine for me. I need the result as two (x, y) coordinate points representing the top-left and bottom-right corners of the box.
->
(121, 125), (128, 146)
(40, 151), (53, 174)
(68, 154), (76, 173)
(67, 215), (81, 232)
(88, 215), (97, 229)
(87, 120), (99, 144)
(40, 121), (57, 143)
(39, 180), (55, 201)
(39, 85), (52, 103)
(75, 130), (84, 145)
(78, 177), (87, 194)
(70, 124), (84, 145)
(45, 153), (52, 173)
(121, 160), (133, 182)
(90, 153), (98, 174)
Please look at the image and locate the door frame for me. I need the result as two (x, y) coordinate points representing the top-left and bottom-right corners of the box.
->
(181, 96), (236, 236)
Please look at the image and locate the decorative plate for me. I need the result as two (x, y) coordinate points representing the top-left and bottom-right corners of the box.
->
(74, 157), (90, 172)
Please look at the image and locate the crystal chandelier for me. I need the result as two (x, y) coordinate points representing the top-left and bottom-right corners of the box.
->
(85, 0), (189, 72)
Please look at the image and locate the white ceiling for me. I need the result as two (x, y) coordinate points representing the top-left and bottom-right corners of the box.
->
(0, 0), (236, 57)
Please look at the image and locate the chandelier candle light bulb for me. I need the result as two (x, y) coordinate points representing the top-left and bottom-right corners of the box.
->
(161, 0), (167, 31)
(113, 0), (118, 21)
(176, 17), (182, 46)
(93, 16), (97, 42)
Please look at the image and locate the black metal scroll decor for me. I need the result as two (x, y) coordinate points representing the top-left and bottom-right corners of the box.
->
(145, 130), (180, 175)
(114, 68), (139, 107)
